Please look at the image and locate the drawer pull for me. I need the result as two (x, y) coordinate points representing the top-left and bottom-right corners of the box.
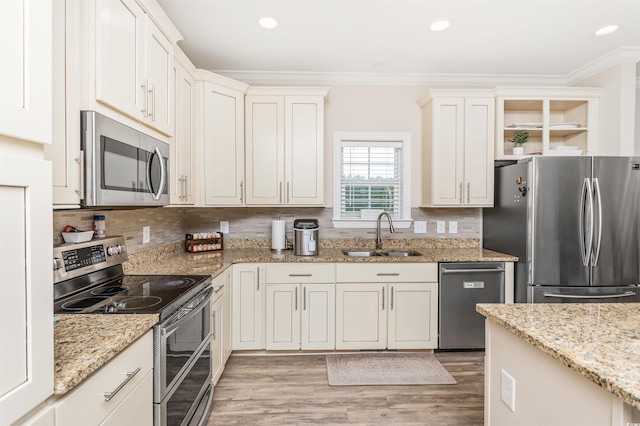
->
(376, 273), (400, 276)
(213, 285), (224, 293)
(104, 367), (141, 401)
(289, 273), (312, 277)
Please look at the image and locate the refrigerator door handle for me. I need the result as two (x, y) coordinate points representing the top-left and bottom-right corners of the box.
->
(592, 178), (603, 266)
(579, 178), (593, 267)
(542, 291), (636, 300)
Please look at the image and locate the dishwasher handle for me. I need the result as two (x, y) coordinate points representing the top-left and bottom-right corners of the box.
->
(441, 267), (505, 274)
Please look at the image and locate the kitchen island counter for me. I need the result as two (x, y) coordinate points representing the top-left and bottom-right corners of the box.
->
(478, 303), (640, 424)
(54, 314), (158, 395)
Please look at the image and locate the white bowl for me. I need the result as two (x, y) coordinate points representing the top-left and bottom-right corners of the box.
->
(62, 231), (94, 243)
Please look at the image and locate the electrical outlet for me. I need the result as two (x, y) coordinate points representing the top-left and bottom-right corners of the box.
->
(142, 226), (150, 244)
(501, 369), (516, 412)
(414, 221), (427, 234)
(449, 221), (458, 234)
(436, 221), (446, 234)
(220, 221), (230, 234)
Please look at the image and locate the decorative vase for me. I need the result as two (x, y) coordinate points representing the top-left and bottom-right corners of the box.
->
(512, 146), (524, 155)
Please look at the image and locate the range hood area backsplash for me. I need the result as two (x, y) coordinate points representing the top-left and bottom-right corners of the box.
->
(53, 207), (481, 255)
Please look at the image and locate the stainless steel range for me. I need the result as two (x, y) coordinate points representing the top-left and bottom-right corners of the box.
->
(53, 236), (213, 426)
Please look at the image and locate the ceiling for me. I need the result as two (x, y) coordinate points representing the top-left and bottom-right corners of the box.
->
(156, 0), (640, 85)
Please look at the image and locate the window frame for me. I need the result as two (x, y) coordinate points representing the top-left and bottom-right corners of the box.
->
(332, 131), (412, 229)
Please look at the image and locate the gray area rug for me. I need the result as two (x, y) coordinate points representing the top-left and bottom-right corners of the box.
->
(326, 352), (457, 386)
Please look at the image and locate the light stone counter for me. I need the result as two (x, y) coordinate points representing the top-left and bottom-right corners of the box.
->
(477, 303), (640, 411)
(54, 314), (158, 395)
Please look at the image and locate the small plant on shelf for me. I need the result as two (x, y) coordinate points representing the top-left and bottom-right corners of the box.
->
(509, 130), (530, 147)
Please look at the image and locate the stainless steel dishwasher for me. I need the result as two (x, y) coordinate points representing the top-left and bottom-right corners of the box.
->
(439, 263), (505, 349)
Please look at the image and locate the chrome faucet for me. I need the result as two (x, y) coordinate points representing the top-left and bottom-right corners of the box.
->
(376, 212), (395, 249)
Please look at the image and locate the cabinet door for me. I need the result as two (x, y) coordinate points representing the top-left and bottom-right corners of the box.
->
(0, 0), (52, 145)
(202, 83), (245, 205)
(387, 282), (438, 350)
(0, 154), (53, 426)
(95, 0), (145, 121)
(232, 264), (265, 350)
(265, 284), (301, 350)
(171, 60), (194, 205)
(211, 291), (224, 384)
(301, 283), (335, 350)
(431, 98), (464, 206)
(223, 268), (233, 361)
(144, 16), (173, 135)
(245, 96), (285, 205)
(463, 98), (494, 206)
(335, 283), (386, 350)
(285, 96), (324, 205)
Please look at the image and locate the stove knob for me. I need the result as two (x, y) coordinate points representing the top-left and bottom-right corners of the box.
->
(53, 257), (64, 270)
(107, 246), (118, 256)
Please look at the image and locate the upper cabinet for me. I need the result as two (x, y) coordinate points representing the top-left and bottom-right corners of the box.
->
(0, 0), (52, 145)
(94, 0), (175, 136)
(494, 87), (600, 159)
(194, 70), (248, 206)
(419, 90), (495, 207)
(245, 87), (329, 206)
(170, 49), (196, 205)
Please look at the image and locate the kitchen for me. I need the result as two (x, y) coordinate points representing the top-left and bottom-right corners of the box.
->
(2, 0), (640, 425)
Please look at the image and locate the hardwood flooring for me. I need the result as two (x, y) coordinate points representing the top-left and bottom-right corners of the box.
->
(207, 351), (484, 425)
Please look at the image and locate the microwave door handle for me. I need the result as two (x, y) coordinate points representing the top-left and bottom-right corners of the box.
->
(147, 146), (166, 200)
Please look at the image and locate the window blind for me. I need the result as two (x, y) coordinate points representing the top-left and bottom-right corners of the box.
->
(340, 141), (402, 219)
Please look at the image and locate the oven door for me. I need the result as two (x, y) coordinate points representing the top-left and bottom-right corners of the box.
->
(155, 287), (213, 402)
(154, 336), (213, 426)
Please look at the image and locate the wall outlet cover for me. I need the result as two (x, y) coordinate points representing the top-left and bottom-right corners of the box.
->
(220, 221), (230, 234)
(142, 226), (150, 244)
(436, 221), (446, 234)
(449, 221), (458, 234)
(501, 369), (516, 412)
(414, 221), (427, 234)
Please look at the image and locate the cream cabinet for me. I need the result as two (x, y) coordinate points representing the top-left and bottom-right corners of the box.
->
(419, 90), (495, 207)
(335, 264), (438, 350)
(223, 267), (233, 362)
(0, 0), (52, 145)
(170, 49), (196, 205)
(53, 331), (153, 426)
(195, 71), (248, 206)
(245, 87), (328, 206)
(494, 87), (600, 159)
(211, 275), (225, 385)
(232, 264), (265, 350)
(265, 264), (336, 350)
(93, 0), (176, 136)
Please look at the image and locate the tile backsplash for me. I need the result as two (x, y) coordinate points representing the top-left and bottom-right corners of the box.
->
(53, 206), (480, 254)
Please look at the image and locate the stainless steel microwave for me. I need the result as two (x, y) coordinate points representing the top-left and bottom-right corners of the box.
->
(81, 111), (169, 207)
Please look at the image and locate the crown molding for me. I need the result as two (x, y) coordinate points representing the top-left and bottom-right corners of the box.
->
(209, 70), (567, 87)
(566, 47), (640, 86)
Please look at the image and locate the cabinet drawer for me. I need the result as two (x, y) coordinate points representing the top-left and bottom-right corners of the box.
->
(336, 263), (437, 283)
(55, 331), (153, 426)
(266, 263), (335, 283)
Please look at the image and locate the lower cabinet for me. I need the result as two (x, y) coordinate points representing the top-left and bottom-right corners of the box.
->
(211, 274), (225, 385)
(232, 264), (265, 350)
(53, 331), (153, 426)
(335, 264), (439, 350)
(265, 264), (335, 351)
(223, 267), (233, 362)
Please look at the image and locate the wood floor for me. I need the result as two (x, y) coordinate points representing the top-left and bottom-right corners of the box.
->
(207, 351), (484, 425)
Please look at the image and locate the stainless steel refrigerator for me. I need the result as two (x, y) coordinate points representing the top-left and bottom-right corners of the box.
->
(483, 156), (640, 303)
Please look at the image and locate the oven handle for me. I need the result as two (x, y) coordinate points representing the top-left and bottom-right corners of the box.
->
(147, 146), (166, 200)
(162, 287), (213, 336)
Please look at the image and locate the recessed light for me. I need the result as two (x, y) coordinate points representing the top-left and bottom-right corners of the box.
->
(595, 24), (618, 36)
(430, 20), (450, 32)
(259, 17), (278, 29)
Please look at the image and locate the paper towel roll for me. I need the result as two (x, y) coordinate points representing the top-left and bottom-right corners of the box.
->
(271, 220), (286, 251)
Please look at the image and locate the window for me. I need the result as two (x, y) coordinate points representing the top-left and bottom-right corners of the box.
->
(333, 132), (412, 228)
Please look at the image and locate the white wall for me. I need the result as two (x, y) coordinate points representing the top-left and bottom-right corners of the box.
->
(323, 85), (427, 207)
(574, 62), (637, 155)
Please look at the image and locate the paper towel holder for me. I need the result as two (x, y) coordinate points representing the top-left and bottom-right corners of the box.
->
(271, 218), (287, 252)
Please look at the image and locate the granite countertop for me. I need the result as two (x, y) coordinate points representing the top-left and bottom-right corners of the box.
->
(54, 314), (158, 395)
(477, 303), (640, 410)
(124, 245), (517, 276)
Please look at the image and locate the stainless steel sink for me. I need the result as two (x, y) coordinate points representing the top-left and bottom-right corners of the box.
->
(382, 250), (422, 257)
(342, 250), (422, 257)
(342, 250), (382, 257)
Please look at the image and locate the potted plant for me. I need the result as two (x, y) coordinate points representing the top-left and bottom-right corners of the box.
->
(509, 130), (529, 155)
